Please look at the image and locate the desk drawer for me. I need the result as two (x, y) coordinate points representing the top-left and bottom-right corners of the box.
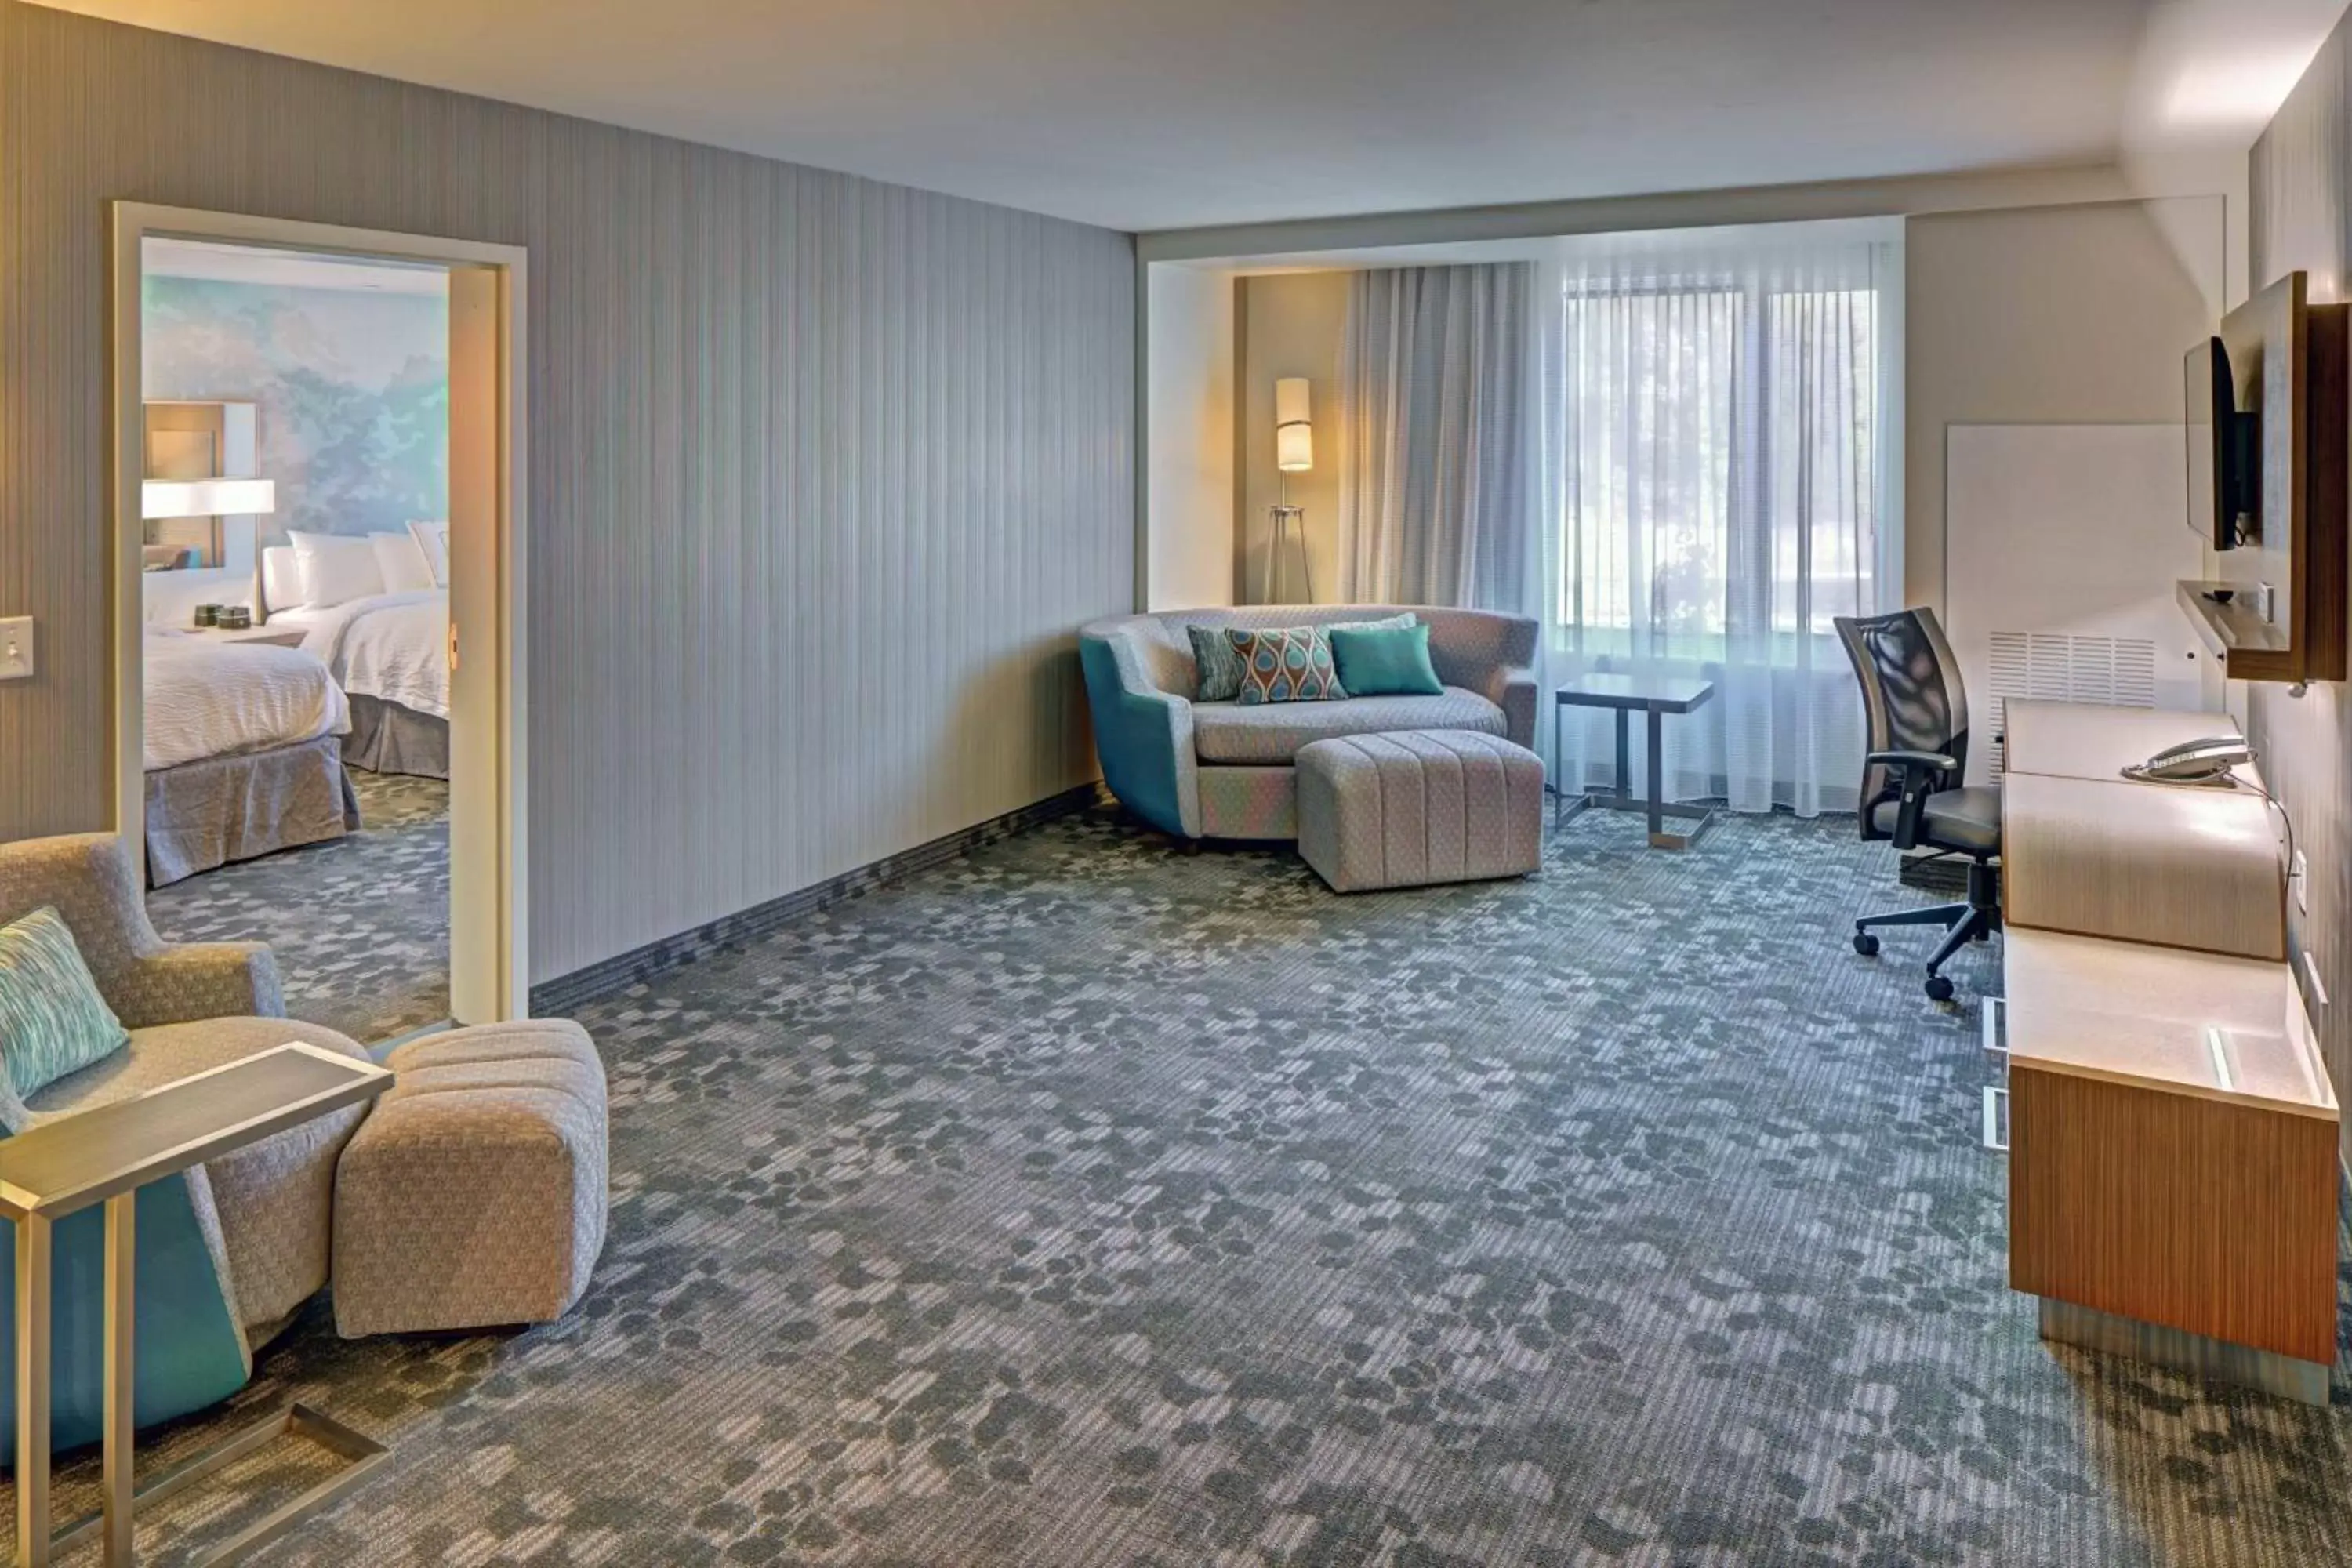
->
(2007, 1061), (2338, 1365)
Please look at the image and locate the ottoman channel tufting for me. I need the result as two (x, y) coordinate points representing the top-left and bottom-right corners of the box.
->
(1296, 730), (1545, 892)
(332, 1019), (609, 1337)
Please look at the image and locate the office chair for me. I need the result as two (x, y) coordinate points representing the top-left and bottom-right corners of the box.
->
(1832, 607), (2002, 1003)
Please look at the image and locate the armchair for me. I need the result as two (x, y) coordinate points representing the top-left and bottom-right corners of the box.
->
(0, 833), (376, 1460)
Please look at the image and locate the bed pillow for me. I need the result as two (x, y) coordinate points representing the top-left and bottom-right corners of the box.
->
(0, 906), (129, 1102)
(1330, 622), (1443, 697)
(289, 530), (387, 609)
(408, 520), (452, 588)
(371, 531), (437, 593)
(1229, 626), (1344, 705)
(260, 545), (306, 613)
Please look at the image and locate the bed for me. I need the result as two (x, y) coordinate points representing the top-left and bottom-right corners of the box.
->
(263, 543), (452, 779)
(143, 630), (358, 886)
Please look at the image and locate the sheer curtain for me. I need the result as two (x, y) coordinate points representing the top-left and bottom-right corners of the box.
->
(1534, 224), (1901, 815)
(1338, 263), (1535, 607)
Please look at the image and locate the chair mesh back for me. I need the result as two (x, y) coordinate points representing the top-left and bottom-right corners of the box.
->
(1834, 608), (1969, 815)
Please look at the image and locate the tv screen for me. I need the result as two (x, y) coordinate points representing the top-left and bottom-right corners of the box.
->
(2186, 336), (2255, 551)
(2186, 338), (2220, 549)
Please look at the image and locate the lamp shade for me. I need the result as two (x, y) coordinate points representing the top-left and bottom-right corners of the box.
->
(1273, 376), (1312, 473)
(143, 478), (276, 520)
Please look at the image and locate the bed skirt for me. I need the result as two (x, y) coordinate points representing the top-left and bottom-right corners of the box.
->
(146, 733), (362, 887)
(344, 694), (451, 779)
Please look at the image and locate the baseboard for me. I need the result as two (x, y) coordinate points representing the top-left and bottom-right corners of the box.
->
(528, 783), (1108, 1017)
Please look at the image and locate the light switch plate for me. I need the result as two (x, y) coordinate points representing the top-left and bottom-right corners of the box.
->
(2292, 849), (2310, 914)
(0, 617), (31, 681)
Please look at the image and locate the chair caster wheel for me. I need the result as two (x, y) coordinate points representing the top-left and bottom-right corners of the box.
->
(1853, 931), (1880, 956)
(1925, 975), (1955, 1004)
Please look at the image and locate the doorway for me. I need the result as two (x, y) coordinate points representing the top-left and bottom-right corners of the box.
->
(109, 204), (528, 1029)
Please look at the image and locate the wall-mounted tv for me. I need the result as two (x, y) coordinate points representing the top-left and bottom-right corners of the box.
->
(2185, 335), (2259, 551)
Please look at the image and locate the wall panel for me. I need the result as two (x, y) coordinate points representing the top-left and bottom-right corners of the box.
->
(0, 1), (1134, 980)
(2250, 16), (2352, 1169)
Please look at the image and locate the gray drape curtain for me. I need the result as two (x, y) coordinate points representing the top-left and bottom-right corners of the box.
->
(1338, 263), (1534, 610)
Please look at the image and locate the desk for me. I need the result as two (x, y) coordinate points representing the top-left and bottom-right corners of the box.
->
(2003, 700), (2248, 782)
(1, 1043), (393, 1566)
(1992, 702), (2333, 1403)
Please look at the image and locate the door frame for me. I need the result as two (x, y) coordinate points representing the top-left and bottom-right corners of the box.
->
(108, 202), (531, 1022)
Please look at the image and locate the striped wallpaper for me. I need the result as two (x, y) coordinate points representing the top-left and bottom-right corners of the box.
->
(0, 1), (1135, 981)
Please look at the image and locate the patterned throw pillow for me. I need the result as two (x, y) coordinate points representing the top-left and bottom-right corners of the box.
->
(1189, 624), (1247, 702)
(0, 906), (129, 1101)
(1229, 626), (1345, 705)
(1192, 614), (1415, 702)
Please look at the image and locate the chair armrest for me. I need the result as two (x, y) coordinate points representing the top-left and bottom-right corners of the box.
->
(1867, 751), (1958, 851)
(1490, 663), (1539, 751)
(1080, 636), (1201, 838)
(111, 943), (286, 1029)
(1867, 750), (1958, 776)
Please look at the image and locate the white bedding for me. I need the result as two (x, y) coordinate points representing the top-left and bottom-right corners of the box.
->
(282, 590), (451, 720)
(143, 632), (351, 772)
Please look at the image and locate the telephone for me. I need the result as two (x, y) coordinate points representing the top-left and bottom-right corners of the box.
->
(2121, 736), (2255, 786)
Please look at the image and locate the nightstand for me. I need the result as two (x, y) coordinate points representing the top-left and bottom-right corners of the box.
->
(176, 622), (308, 649)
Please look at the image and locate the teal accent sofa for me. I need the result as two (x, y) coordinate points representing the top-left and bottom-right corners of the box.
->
(1080, 605), (1538, 840)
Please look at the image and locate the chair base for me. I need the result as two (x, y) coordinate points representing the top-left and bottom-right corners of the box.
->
(1853, 859), (2001, 1002)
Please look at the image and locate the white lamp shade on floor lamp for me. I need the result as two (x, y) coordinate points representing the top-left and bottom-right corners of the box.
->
(143, 478), (276, 519)
(1274, 377), (1313, 472)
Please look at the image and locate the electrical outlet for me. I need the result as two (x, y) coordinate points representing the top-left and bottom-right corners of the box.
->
(0, 617), (31, 681)
(2292, 849), (2310, 914)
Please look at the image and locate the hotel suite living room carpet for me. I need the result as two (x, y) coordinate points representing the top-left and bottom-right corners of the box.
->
(31, 804), (2352, 1566)
(147, 769), (452, 1044)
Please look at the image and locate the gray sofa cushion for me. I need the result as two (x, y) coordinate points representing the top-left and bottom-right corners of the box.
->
(1192, 686), (1507, 764)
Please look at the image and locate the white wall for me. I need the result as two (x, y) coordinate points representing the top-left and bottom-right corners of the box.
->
(0, 2), (1136, 983)
(1146, 267), (1236, 610)
(1237, 272), (1349, 604)
(1906, 196), (2224, 609)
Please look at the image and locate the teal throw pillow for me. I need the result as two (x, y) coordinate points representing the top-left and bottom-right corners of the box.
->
(1189, 624), (1247, 702)
(0, 906), (129, 1101)
(1229, 626), (1345, 704)
(1329, 621), (1443, 697)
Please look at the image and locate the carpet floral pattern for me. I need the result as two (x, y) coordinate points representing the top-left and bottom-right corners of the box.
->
(32, 805), (2352, 1566)
(146, 769), (450, 1044)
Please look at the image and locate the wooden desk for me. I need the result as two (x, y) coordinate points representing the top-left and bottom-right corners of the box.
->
(2002, 772), (2285, 959)
(1992, 701), (2332, 1403)
(2002, 699), (2246, 782)
(1999, 930), (2337, 1400)
(1, 1043), (393, 1567)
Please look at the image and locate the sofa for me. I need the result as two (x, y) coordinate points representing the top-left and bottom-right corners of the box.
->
(1079, 604), (1539, 840)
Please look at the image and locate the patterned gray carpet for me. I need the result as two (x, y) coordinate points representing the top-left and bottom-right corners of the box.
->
(147, 770), (451, 1044)
(31, 805), (2352, 1565)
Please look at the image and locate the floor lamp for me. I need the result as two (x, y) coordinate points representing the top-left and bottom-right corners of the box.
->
(1269, 376), (1313, 603)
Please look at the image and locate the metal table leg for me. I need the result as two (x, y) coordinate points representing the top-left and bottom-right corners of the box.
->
(17, 1212), (52, 1568)
(105, 1194), (135, 1566)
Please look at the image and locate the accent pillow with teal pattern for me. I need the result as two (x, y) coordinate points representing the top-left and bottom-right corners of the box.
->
(0, 906), (129, 1101)
(1229, 626), (1345, 704)
(1188, 624), (1247, 702)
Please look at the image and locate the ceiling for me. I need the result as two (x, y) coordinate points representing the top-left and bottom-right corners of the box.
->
(31, 0), (2349, 233)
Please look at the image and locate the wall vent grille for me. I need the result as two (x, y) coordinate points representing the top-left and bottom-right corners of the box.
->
(1985, 632), (2158, 775)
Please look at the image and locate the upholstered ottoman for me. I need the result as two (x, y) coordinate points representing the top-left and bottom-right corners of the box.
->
(332, 1019), (608, 1336)
(1296, 729), (1544, 892)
